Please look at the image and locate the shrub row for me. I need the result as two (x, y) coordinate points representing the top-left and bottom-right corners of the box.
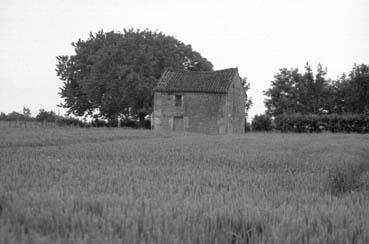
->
(1, 112), (152, 129)
(56, 117), (85, 127)
(274, 113), (369, 133)
(251, 115), (272, 132)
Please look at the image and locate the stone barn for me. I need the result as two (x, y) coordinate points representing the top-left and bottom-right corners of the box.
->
(151, 68), (246, 134)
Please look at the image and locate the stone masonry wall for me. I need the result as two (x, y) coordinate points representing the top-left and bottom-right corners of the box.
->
(153, 92), (228, 134)
(226, 75), (246, 134)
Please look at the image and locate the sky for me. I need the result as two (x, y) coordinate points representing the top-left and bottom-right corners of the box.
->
(0, 0), (368, 118)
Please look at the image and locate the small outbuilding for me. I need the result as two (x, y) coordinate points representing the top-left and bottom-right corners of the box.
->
(152, 68), (246, 134)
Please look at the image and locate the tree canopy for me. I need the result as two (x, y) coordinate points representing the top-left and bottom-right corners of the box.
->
(241, 77), (253, 118)
(264, 63), (369, 116)
(56, 29), (213, 123)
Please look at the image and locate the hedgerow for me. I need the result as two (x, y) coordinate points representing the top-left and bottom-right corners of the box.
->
(274, 113), (369, 133)
(251, 114), (272, 132)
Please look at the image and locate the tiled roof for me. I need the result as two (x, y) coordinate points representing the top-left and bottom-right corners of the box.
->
(154, 68), (238, 93)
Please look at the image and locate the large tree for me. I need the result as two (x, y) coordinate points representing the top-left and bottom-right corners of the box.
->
(264, 67), (303, 116)
(56, 29), (213, 124)
(346, 64), (369, 113)
(264, 63), (331, 116)
(298, 63), (330, 114)
(264, 63), (369, 116)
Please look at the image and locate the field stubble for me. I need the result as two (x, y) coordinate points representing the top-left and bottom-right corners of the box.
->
(0, 124), (369, 243)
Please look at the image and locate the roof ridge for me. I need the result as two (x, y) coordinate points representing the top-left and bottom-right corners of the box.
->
(155, 67), (239, 93)
(166, 67), (237, 74)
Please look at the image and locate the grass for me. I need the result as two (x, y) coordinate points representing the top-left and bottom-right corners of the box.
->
(0, 123), (369, 243)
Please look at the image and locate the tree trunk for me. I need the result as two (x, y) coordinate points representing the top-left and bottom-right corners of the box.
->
(138, 113), (145, 128)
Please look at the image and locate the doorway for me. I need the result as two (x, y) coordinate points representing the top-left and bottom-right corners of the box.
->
(173, 116), (184, 131)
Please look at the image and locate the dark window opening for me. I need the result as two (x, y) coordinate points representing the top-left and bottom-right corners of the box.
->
(175, 95), (182, 107)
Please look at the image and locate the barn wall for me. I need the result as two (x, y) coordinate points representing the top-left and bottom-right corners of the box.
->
(226, 75), (246, 134)
(153, 92), (228, 134)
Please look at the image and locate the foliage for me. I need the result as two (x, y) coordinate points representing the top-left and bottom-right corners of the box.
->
(251, 114), (272, 131)
(56, 117), (85, 127)
(0, 107), (32, 121)
(34, 110), (85, 127)
(264, 63), (369, 116)
(345, 64), (369, 113)
(264, 63), (331, 116)
(56, 29), (213, 124)
(274, 113), (369, 133)
(91, 119), (108, 127)
(0, 129), (369, 243)
(0, 109), (152, 128)
(36, 109), (58, 122)
(241, 77), (253, 118)
(0, 111), (25, 121)
(119, 118), (138, 128)
(22, 106), (31, 118)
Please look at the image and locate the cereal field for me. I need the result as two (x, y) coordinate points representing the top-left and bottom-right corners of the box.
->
(0, 124), (369, 243)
